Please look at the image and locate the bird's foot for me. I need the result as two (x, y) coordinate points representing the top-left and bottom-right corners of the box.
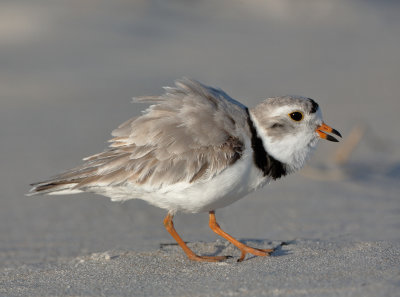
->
(188, 254), (232, 262)
(237, 246), (274, 262)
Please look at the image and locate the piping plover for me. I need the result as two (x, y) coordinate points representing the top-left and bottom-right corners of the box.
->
(29, 78), (341, 262)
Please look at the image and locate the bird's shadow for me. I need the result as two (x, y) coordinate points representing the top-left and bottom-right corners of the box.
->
(159, 242), (228, 257)
(160, 239), (292, 260)
(239, 238), (293, 259)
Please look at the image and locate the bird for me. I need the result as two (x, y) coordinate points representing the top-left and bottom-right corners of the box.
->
(29, 78), (341, 262)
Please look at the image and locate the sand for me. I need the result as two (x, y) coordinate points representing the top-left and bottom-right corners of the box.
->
(1, 1), (399, 296)
(2, 240), (400, 297)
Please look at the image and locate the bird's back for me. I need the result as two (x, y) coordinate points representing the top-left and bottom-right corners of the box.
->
(29, 79), (251, 199)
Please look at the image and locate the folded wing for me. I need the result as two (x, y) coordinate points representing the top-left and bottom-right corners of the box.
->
(29, 79), (249, 196)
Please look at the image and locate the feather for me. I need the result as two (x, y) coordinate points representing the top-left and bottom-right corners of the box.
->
(29, 79), (250, 195)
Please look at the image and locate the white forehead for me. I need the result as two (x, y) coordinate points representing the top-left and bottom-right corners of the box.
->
(265, 96), (323, 120)
(268, 104), (318, 119)
(269, 105), (302, 117)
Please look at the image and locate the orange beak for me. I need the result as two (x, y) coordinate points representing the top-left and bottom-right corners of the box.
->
(316, 122), (342, 142)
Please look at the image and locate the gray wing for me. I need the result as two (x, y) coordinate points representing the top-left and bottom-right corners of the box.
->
(29, 78), (249, 195)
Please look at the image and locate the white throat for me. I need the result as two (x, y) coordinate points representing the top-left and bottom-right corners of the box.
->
(249, 111), (318, 173)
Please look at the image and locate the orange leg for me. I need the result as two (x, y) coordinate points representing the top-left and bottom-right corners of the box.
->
(209, 211), (274, 262)
(163, 213), (230, 262)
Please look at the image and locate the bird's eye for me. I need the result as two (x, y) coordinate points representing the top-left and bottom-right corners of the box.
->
(289, 111), (304, 122)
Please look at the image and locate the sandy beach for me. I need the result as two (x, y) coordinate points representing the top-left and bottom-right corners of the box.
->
(1, 1), (399, 296)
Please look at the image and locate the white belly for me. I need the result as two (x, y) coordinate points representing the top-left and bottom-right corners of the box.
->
(98, 147), (269, 214)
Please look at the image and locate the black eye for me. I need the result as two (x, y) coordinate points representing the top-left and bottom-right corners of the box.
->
(289, 111), (304, 122)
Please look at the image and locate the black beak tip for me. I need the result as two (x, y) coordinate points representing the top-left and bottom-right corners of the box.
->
(332, 128), (342, 138)
(326, 135), (339, 142)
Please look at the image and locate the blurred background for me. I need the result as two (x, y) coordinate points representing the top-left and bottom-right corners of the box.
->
(1, 0), (399, 267)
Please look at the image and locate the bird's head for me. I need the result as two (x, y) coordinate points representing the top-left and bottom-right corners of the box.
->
(250, 96), (341, 171)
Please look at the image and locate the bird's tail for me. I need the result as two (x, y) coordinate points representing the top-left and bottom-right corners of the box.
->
(27, 176), (85, 196)
(27, 163), (99, 196)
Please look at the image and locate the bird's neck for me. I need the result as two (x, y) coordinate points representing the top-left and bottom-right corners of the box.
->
(245, 108), (288, 180)
(248, 109), (317, 175)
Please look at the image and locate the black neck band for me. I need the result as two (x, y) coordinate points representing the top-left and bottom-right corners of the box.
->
(245, 108), (287, 180)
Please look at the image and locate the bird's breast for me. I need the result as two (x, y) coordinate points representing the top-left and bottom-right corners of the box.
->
(136, 146), (269, 214)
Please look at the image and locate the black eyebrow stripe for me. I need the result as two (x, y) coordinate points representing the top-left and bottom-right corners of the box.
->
(309, 98), (319, 113)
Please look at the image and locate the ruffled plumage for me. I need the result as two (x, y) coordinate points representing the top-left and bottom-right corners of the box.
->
(29, 78), (249, 195)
